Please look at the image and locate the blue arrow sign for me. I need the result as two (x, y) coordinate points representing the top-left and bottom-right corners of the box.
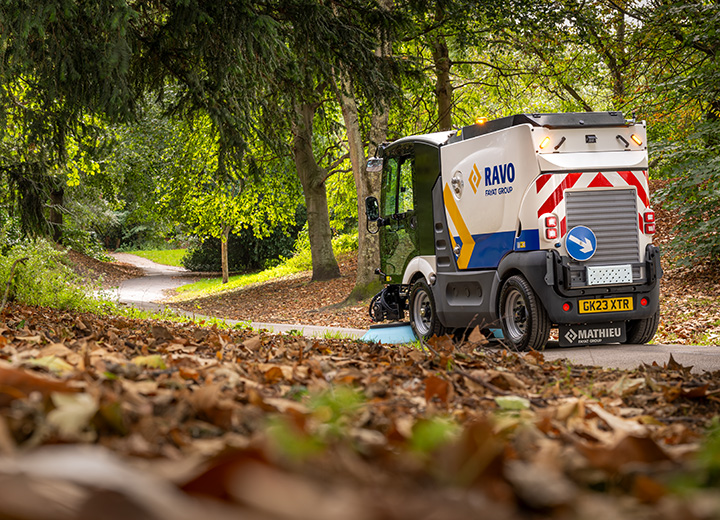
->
(565, 225), (597, 261)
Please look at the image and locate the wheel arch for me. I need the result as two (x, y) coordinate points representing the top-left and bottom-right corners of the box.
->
(402, 256), (437, 286)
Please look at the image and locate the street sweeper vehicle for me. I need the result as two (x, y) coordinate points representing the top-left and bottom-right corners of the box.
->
(364, 111), (661, 350)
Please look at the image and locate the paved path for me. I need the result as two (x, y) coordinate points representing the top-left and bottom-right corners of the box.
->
(106, 253), (366, 340)
(104, 253), (195, 306)
(540, 342), (720, 374)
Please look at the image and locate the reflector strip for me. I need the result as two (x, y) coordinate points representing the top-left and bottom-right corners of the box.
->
(443, 184), (476, 269)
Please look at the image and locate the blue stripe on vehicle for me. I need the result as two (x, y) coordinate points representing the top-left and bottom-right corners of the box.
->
(453, 231), (516, 269)
(514, 229), (540, 251)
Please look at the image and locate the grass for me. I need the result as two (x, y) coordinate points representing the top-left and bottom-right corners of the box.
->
(171, 234), (357, 302)
(130, 249), (187, 267)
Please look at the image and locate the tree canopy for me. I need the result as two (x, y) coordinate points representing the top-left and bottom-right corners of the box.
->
(1, 0), (719, 273)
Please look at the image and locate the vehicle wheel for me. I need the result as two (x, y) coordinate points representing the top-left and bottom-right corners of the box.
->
(409, 280), (446, 341)
(625, 310), (660, 344)
(499, 275), (551, 351)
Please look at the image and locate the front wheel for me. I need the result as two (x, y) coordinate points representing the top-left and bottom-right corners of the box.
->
(499, 275), (551, 351)
(409, 280), (446, 341)
(625, 310), (660, 344)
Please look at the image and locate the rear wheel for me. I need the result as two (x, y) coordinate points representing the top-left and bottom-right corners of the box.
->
(409, 280), (446, 341)
(625, 310), (660, 344)
(499, 275), (551, 351)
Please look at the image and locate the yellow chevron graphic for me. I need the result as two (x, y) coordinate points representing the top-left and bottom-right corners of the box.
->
(443, 183), (475, 269)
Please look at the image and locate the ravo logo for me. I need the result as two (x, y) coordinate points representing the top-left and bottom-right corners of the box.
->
(484, 162), (515, 196)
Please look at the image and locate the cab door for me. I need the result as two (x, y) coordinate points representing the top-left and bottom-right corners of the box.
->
(379, 146), (419, 283)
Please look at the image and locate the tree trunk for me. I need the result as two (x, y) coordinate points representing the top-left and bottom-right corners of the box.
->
(431, 1), (452, 132)
(292, 101), (341, 282)
(221, 225), (230, 284)
(431, 35), (453, 131)
(336, 74), (383, 301)
(612, 9), (626, 108)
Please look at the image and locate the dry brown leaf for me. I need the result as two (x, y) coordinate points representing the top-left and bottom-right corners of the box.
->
(424, 375), (449, 405)
(0, 361), (78, 406)
(577, 434), (672, 473)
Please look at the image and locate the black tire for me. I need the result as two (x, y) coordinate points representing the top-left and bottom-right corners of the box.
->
(625, 310), (660, 344)
(409, 280), (446, 341)
(498, 275), (551, 351)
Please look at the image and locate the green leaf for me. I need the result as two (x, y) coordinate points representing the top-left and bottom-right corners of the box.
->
(494, 396), (531, 411)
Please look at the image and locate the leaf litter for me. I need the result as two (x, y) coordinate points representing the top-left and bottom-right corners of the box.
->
(1, 302), (720, 519)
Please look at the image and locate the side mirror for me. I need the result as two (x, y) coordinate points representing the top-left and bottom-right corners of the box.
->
(366, 157), (383, 173)
(365, 196), (380, 221)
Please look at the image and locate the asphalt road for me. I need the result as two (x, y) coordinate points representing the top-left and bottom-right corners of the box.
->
(540, 342), (720, 374)
(106, 253), (194, 305)
(106, 254), (719, 373)
(106, 253), (367, 340)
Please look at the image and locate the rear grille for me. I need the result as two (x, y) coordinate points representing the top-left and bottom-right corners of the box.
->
(565, 189), (642, 286)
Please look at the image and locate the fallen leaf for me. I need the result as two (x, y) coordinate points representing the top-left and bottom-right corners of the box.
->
(424, 375), (449, 405)
(242, 336), (262, 351)
(495, 396), (530, 411)
(587, 403), (648, 437)
(0, 362), (77, 406)
(47, 392), (99, 440)
(131, 355), (167, 370)
(24, 356), (75, 377)
(577, 434), (672, 473)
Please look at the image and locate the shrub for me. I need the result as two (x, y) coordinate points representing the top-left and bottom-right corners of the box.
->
(182, 224), (303, 273)
(0, 239), (100, 312)
(654, 120), (720, 265)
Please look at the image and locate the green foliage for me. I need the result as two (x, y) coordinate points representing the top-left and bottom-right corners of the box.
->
(309, 386), (365, 436)
(673, 417), (720, 492)
(181, 211), (305, 273)
(410, 417), (459, 454)
(0, 240), (101, 312)
(0, 205), (22, 249)
(696, 418), (720, 487)
(173, 232), (359, 301)
(654, 120), (720, 265)
(267, 385), (364, 461)
(130, 249), (187, 268)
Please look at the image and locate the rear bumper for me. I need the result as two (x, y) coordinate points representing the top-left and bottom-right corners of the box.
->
(499, 245), (661, 325)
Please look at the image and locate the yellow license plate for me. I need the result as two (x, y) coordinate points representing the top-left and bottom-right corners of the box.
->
(578, 297), (633, 314)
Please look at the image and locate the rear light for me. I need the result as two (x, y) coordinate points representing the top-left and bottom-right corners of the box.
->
(631, 134), (643, 146)
(539, 136), (552, 149)
(640, 298), (648, 307)
(562, 302), (571, 312)
(542, 213), (558, 240)
(643, 210), (656, 234)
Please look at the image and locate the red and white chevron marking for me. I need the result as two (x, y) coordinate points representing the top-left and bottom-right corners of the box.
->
(535, 171), (650, 237)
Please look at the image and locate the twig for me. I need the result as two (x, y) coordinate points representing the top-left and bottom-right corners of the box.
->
(0, 257), (28, 314)
(453, 366), (513, 396)
(454, 366), (546, 408)
(417, 335), (439, 357)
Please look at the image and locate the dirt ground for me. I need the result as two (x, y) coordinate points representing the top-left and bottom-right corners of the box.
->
(67, 249), (144, 289)
(171, 254), (372, 329)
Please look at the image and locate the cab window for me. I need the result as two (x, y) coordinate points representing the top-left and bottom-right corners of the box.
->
(381, 154), (414, 216)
